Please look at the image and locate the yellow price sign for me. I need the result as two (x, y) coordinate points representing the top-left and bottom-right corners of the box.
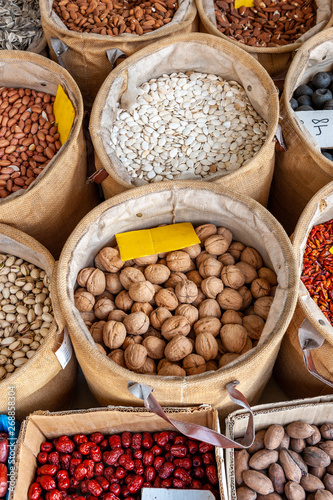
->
(53, 84), (75, 144)
(234, 0), (254, 7)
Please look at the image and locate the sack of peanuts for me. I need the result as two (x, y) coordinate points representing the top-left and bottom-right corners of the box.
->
(0, 50), (99, 258)
(275, 181), (333, 399)
(269, 30), (333, 236)
(196, 0), (333, 77)
(56, 181), (298, 418)
(225, 393), (333, 500)
(90, 33), (279, 206)
(0, 223), (77, 421)
(40, 0), (197, 106)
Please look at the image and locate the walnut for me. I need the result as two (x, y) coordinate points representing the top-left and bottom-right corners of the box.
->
(94, 298), (115, 320)
(201, 276), (224, 299)
(238, 286), (253, 310)
(251, 278), (271, 298)
(135, 357), (156, 374)
(131, 302), (154, 316)
(258, 267), (278, 286)
(124, 344), (147, 370)
(186, 270), (203, 287)
(243, 314), (265, 339)
(77, 267), (95, 287)
(158, 364), (186, 377)
(150, 307), (172, 330)
(194, 317), (221, 337)
(271, 286), (277, 297)
(217, 227), (233, 245)
(115, 290), (134, 311)
(85, 268), (106, 296)
(165, 272), (188, 288)
(96, 290), (114, 302)
(198, 299), (221, 319)
(108, 349), (126, 367)
(119, 267), (145, 290)
(155, 288), (179, 311)
(195, 224), (217, 243)
(196, 251), (214, 267)
(103, 320), (127, 349)
(221, 265), (245, 289)
(206, 360), (218, 371)
(105, 272), (123, 294)
(221, 310), (242, 325)
(108, 309), (128, 322)
(142, 336), (166, 359)
(95, 247), (124, 272)
(124, 259), (136, 267)
(128, 281), (155, 303)
(235, 262), (258, 284)
(150, 284), (162, 306)
(219, 353), (240, 368)
(195, 332), (219, 361)
(74, 290), (95, 312)
(164, 335), (193, 362)
(166, 251), (191, 272)
(228, 242), (245, 261)
(144, 264), (170, 284)
(157, 358), (172, 372)
(80, 310), (96, 323)
(96, 343), (107, 355)
(245, 306), (255, 316)
(240, 336), (253, 354)
(204, 234), (230, 256)
(183, 353), (206, 375)
(199, 257), (223, 278)
(175, 304), (199, 326)
(161, 316), (191, 341)
(175, 279), (198, 304)
(218, 253), (235, 266)
(122, 335), (143, 349)
(217, 288), (243, 311)
(134, 254), (158, 266)
(254, 296), (273, 320)
(123, 312), (150, 335)
(240, 247), (263, 270)
(192, 289), (206, 308)
(90, 321), (105, 343)
(158, 259), (167, 266)
(182, 244), (202, 259)
(220, 324), (247, 353)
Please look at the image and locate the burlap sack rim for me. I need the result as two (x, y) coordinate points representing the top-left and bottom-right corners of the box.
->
(27, 34), (48, 54)
(89, 32), (279, 190)
(0, 50), (84, 209)
(293, 181), (333, 345)
(281, 29), (333, 174)
(39, 0), (197, 43)
(195, 0), (333, 54)
(57, 180), (298, 389)
(0, 224), (63, 386)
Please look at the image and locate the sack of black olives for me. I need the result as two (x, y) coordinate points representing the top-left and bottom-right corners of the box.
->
(269, 29), (333, 236)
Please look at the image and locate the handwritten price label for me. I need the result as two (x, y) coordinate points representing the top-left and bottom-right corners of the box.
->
(296, 110), (333, 148)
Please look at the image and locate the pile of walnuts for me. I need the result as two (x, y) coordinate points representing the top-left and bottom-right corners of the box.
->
(74, 223), (277, 376)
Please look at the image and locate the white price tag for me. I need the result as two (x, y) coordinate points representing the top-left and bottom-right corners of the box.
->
(55, 328), (73, 369)
(296, 110), (333, 148)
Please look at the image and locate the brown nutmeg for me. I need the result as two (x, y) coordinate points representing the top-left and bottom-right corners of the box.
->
(229, 242), (246, 261)
(219, 353), (240, 368)
(221, 265), (245, 289)
(155, 288), (179, 311)
(182, 244), (202, 259)
(105, 272), (123, 294)
(218, 253), (236, 266)
(74, 290), (95, 312)
(183, 353), (206, 375)
(236, 262), (258, 284)
(175, 279), (198, 304)
(243, 314), (265, 339)
(144, 264), (171, 284)
(142, 336), (166, 360)
(134, 254), (158, 266)
(199, 257), (223, 279)
(251, 278), (271, 299)
(161, 315), (191, 341)
(201, 277), (224, 299)
(220, 324), (247, 353)
(186, 270), (203, 287)
(115, 290), (134, 311)
(108, 349), (126, 367)
(123, 312), (150, 335)
(164, 334), (193, 362)
(198, 298), (221, 319)
(124, 344), (148, 370)
(131, 302), (154, 316)
(166, 251), (191, 272)
(194, 317), (221, 337)
(119, 267), (145, 290)
(217, 288), (243, 311)
(77, 267), (95, 288)
(103, 320), (127, 349)
(221, 310), (243, 325)
(158, 364), (186, 377)
(240, 247), (263, 270)
(258, 267), (278, 286)
(108, 309), (127, 322)
(90, 321), (105, 343)
(238, 286), (253, 310)
(254, 296), (274, 320)
(150, 307), (172, 330)
(165, 272), (188, 288)
(94, 297), (116, 320)
(204, 234), (230, 256)
(128, 281), (155, 303)
(195, 224), (217, 243)
(95, 247), (124, 272)
(195, 332), (219, 361)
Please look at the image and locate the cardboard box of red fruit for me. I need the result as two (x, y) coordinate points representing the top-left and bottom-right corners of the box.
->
(11, 404), (226, 500)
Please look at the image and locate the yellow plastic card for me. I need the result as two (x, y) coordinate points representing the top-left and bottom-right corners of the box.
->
(116, 223), (200, 261)
(53, 84), (75, 144)
(235, 0), (254, 7)
(329, 246), (333, 255)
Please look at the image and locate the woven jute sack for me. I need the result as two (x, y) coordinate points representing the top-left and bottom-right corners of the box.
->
(274, 182), (333, 399)
(269, 29), (333, 236)
(56, 181), (298, 419)
(89, 33), (279, 206)
(0, 224), (77, 422)
(0, 51), (99, 259)
(196, 0), (333, 77)
(40, 0), (197, 106)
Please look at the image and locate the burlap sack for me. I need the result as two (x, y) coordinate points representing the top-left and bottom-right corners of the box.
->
(274, 182), (333, 398)
(0, 51), (99, 259)
(27, 35), (48, 56)
(40, 0), (197, 106)
(196, 0), (333, 77)
(89, 33), (279, 206)
(269, 30), (333, 236)
(0, 224), (77, 422)
(56, 181), (298, 419)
